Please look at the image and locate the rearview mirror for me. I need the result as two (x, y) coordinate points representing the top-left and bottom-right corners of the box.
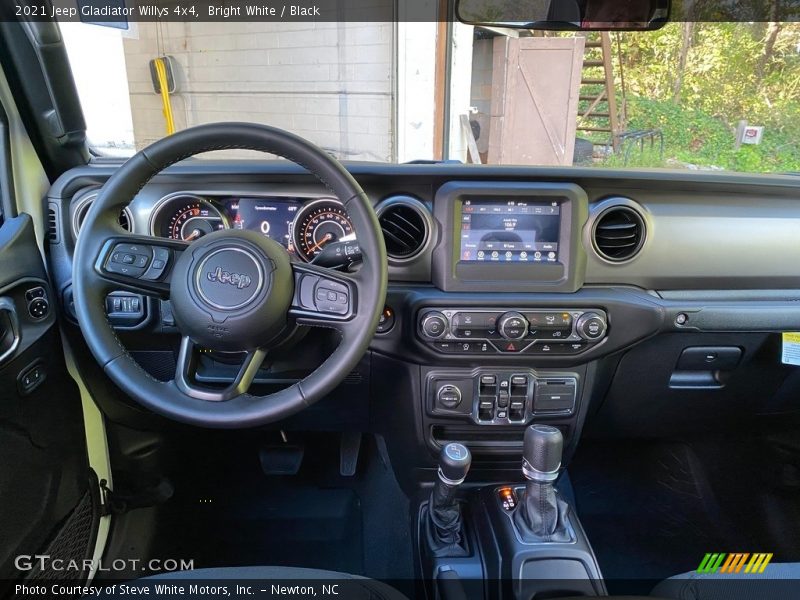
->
(455, 0), (670, 31)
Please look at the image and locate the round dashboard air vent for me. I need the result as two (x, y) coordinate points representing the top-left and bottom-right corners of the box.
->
(72, 193), (133, 238)
(592, 204), (646, 262)
(377, 196), (431, 261)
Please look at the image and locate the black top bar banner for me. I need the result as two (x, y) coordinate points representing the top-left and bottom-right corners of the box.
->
(1, 0), (799, 24)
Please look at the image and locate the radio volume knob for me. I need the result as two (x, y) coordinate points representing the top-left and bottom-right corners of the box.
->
(577, 312), (607, 340)
(421, 311), (449, 339)
(498, 312), (529, 340)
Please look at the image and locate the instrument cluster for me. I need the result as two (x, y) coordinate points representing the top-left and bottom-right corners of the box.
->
(148, 194), (355, 263)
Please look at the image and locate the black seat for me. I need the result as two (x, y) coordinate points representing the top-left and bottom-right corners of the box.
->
(99, 566), (409, 599)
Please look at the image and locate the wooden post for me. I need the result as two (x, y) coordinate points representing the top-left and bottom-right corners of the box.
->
(600, 32), (620, 152)
(432, 0), (449, 160)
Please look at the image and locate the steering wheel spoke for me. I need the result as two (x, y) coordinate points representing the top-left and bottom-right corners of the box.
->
(174, 336), (266, 402)
(94, 234), (189, 298)
(288, 262), (359, 331)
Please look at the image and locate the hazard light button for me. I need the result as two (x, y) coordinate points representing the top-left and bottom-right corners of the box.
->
(499, 341), (525, 353)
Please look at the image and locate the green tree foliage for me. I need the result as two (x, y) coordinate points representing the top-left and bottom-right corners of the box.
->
(613, 22), (800, 172)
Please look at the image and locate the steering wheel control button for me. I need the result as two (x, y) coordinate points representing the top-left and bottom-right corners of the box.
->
(437, 384), (462, 409)
(498, 312), (529, 340)
(195, 247), (264, 311)
(577, 312), (607, 340)
(313, 279), (349, 315)
(106, 243), (155, 278)
(421, 311), (448, 339)
(141, 247), (172, 281)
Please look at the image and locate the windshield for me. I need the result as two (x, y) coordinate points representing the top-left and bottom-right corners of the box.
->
(61, 20), (800, 173)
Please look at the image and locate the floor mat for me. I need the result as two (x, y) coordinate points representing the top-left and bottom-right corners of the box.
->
(153, 483), (363, 574)
(137, 433), (412, 582)
(569, 441), (737, 592)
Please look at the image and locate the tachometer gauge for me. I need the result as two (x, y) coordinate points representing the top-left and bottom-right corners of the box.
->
(152, 195), (228, 241)
(292, 199), (355, 262)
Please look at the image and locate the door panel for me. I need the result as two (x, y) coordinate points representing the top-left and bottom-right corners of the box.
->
(0, 214), (95, 589)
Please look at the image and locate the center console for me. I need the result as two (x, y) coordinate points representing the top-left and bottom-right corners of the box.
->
(415, 426), (606, 600)
(407, 182), (612, 597)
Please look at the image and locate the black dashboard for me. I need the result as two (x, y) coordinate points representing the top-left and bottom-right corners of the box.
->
(44, 160), (800, 473)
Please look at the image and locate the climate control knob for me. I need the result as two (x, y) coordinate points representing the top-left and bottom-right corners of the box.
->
(421, 311), (449, 339)
(498, 312), (529, 340)
(576, 312), (607, 340)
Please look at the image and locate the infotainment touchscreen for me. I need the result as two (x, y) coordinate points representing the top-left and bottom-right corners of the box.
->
(459, 199), (560, 263)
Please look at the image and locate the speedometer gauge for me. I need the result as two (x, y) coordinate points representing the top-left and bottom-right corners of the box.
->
(151, 195), (228, 241)
(292, 199), (355, 262)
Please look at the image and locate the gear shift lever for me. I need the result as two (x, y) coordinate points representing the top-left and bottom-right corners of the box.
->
(513, 425), (572, 543)
(426, 443), (471, 556)
(522, 423), (563, 482)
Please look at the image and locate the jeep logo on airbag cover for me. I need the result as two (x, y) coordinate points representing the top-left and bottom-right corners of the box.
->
(195, 247), (264, 311)
(206, 266), (252, 289)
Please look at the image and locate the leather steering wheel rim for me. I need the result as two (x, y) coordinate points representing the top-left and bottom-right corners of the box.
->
(72, 123), (387, 428)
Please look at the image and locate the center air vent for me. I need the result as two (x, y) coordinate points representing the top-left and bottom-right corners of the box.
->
(592, 203), (646, 262)
(377, 196), (431, 261)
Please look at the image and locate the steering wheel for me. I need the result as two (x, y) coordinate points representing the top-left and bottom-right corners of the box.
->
(72, 123), (387, 428)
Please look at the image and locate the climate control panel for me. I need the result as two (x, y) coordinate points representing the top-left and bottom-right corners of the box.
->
(418, 308), (607, 355)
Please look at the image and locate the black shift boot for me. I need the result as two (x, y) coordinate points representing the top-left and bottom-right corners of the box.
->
(512, 424), (573, 543)
(425, 442), (471, 556)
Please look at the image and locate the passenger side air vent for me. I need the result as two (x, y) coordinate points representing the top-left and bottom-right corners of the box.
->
(47, 204), (60, 244)
(376, 196), (431, 261)
(592, 203), (646, 262)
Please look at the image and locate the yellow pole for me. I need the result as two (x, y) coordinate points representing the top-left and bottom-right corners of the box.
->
(154, 57), (175, 135)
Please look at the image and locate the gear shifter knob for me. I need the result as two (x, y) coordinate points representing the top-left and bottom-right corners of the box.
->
(522, 424), (563, 482)
(439, 442), (472, 484)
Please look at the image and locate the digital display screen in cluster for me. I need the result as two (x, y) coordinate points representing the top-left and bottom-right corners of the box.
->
(224, 197), (300, 251)
(459, 199), (561, 263)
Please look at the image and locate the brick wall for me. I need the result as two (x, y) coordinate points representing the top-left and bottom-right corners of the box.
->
(122, 21), (394, 161)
